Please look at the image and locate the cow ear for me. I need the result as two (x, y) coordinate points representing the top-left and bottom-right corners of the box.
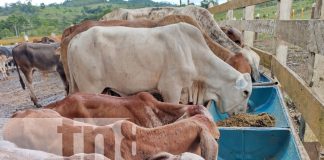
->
(243, 73), (251, 81)
(235, 75), (248, 90)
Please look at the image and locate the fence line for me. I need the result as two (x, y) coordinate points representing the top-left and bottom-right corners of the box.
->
(208, 0), (324, 150)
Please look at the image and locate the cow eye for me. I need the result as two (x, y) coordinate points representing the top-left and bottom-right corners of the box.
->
(235, 40), (241, 45)
(243, 90), (249, 97)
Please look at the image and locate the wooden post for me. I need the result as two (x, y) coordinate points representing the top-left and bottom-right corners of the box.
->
(322, 0), (324, 19)
(226, 0), (234, 20)
(308, 0), (324, 86)
(243, 5), (255, 47)
(275, 0), (292, 65)
(314, 0), (324, 19)
(226, 9), (234, 20)
(311, 0), (324, 97)
(255, 13), (260, 40)
(312, 3), (317, 19)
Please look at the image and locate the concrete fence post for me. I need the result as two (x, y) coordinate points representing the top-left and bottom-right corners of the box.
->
(244, 5), (255, 47)
(275, 0), (292, 65)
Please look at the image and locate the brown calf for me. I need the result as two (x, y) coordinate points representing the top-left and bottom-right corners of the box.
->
(4, 107), (219, 160)
(45, 92), (197, 128)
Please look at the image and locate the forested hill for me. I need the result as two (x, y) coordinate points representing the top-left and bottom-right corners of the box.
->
(0, 0), (175, 39)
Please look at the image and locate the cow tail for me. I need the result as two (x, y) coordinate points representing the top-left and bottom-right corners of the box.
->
(13, 58), (25, 90)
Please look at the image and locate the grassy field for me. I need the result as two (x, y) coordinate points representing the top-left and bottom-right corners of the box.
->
(0, 35), (62, 45)
(214, 0), (313, 21)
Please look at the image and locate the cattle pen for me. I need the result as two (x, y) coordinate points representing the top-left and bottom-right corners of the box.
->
(208, 0), (324, 159)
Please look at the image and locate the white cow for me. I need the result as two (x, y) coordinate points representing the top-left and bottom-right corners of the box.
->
(68, 23), (252, 114)
(101, 5), (260, 81)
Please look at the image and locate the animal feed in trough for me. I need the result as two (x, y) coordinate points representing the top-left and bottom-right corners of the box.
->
(217, 113), (275, 127)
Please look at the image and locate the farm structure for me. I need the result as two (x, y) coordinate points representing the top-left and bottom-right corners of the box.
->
(209, 0), (324, 159)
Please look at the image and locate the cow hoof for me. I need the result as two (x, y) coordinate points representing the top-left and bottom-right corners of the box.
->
(35, 104), (42, 108)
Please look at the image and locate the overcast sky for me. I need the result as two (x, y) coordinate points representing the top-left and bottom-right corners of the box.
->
(0, 0), (227, 6)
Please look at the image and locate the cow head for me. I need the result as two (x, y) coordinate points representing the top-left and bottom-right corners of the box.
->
(240, 47), (260, 82)
(221, 26), (261, 82)
(204, 73), (252, 116)
(221, 26), (244, 47)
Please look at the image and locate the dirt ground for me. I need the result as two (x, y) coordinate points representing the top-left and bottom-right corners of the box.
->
(0, 70), (65, 118)
(254, 39), (310, 81)
(255, 39), (309, 129)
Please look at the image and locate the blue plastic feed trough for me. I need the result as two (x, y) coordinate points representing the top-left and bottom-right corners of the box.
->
(208, 73), (302, 160)
(217, 128), (300, 160)
(209, 87), (289, 128)
(258, 73), (272, 83)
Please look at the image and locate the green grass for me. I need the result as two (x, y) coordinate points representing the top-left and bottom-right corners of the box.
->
(0, 16), (8, 20)
(214, 0), (314, 21)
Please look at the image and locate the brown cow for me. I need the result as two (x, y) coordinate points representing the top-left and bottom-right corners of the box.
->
(60, 15), (251, 95)
(45, 92), (199, 128)
(221, 26), (244, 47)
(0, 140), (110, 160)
(4, 107), (219, 160)
(33, 37), (57, 44)
(12, 42), (67, 107)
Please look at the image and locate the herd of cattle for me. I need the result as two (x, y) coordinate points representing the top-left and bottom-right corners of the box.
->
(0, 5), (262, 160)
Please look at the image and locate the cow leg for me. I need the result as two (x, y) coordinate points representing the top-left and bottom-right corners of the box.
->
(56, 63), (69, 94)
(0, 66), (8, 80)
(21, 68), (41, 108)
(42, 72), (48, 81)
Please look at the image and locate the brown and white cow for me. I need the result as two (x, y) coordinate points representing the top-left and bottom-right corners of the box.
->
(0, 46), (13, 80)
(45, 92), (202, 128)
(12, 42), (68, 107)
(4, 106), (219, 160)
(0, 55), (8, 80)
(67, 23), (252, 114)
(101, 5), (260, 81)
(221, 26), (244, 47)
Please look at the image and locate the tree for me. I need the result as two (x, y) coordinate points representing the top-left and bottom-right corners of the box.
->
(6, 15), (29, 37)
(40, 3), (45, 9)
(0, 29), (14, 39)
